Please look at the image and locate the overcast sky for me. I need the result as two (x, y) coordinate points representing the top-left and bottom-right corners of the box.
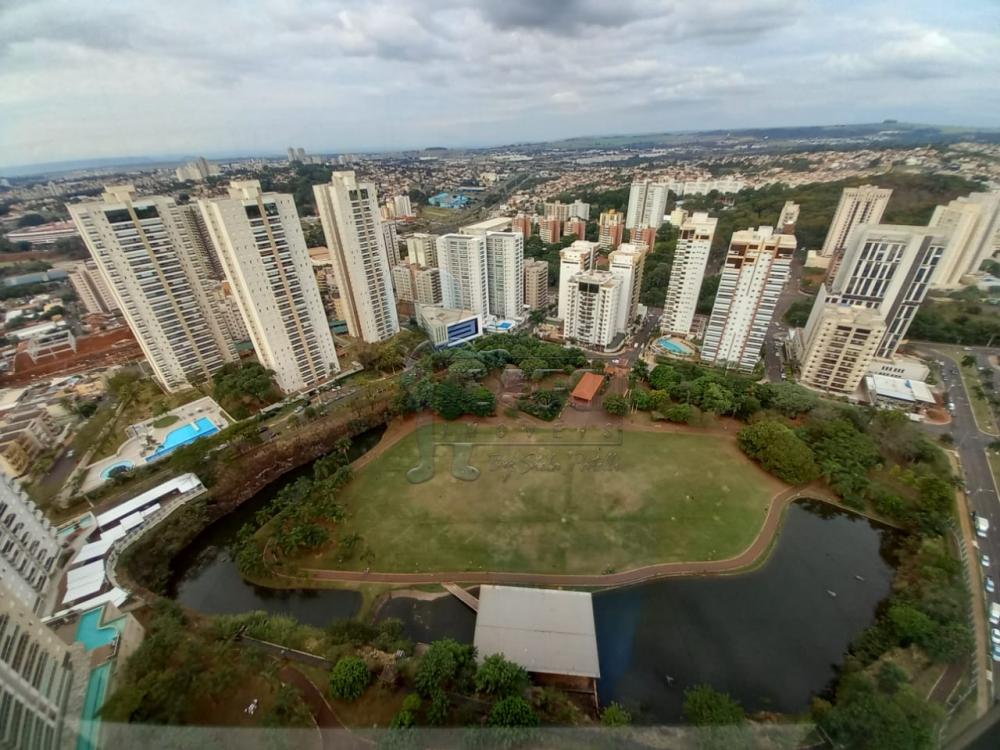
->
(1, 0), (998, 167)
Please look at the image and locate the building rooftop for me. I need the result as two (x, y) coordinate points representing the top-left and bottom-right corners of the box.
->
(571, 372), (604, 402)
(865, 374), (936, 404)
(473, 585), (600, 678)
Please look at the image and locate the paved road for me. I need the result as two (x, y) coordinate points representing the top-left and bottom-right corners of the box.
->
(915, 343), (1000, 687)
(764, 253), (809, 382)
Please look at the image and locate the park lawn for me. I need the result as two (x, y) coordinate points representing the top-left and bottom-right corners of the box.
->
(291, 425), (785, 575)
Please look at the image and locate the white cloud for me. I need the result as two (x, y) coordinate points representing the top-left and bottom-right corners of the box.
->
(0, 0), (997, 166)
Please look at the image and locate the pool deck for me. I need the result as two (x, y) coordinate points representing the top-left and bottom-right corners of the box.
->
(80, 396), (229, 493)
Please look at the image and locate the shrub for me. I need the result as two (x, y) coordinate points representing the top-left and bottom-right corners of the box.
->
(474, 654), (529, 697)
(329, 656), (371, 702)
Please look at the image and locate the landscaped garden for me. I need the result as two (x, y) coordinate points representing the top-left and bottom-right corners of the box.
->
(278, 425), (785, 575)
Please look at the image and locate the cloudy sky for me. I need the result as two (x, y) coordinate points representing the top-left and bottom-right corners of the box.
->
(1, 0), (998, 167)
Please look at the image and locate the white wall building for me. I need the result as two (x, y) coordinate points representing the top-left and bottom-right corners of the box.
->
(625, 180), (669, 231)
(436, 234), (489, 315)
(524, 260), (549, 311)
(405, 233), (438, 267)
(0, 474), (59, 612)
(825, 224), (950, 359)
(798, 299), (887, 394)
(817, 185), (892, 274)
(484, 232), (524, 319)
(1, 580), (87, 750)
(607, 243), (645, 332)
(660, 211), (717, 336)
(174, 156), (219, 183)
(198, 181), (340, 393)
(563, 270), (622, 350)
(570, 199), (591, 221)
(557, 240), (598, 320)
(392, 194), (413, 218)
(928, 191), (1000, 289)
(701, 226), (795, 372)
(314, 171), (399, 343)
(68, 185), (238, 392)
(67, 260), (119, 315)
(381, 220), (401, 267)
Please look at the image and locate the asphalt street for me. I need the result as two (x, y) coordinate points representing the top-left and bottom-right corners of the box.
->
(916, 344), (1000, 682)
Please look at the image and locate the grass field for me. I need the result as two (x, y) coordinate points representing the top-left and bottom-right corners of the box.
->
(290, 426), (785, 575)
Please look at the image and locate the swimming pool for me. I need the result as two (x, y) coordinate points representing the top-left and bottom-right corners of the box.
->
(75, 606), (125, 651)
(100, 460), (134, 480)
(77, 662), (111, 750)
(656, 337), (695, 356)
(146, 417), (219, 461)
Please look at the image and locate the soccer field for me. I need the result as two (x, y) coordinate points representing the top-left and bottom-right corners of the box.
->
(292, 425), (787, 575)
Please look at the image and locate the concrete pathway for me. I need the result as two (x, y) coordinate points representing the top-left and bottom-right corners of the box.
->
(279, 665), (371, 750)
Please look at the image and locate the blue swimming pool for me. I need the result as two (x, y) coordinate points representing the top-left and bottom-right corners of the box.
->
(100, 460), (134, 480)
(146, 417), (219, 461)
(77, 662), (112, 750)
(657, 337), (695, 356)
(75, 607), (125, 651)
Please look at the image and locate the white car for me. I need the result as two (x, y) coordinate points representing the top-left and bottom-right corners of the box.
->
(987, 577), (996, 594)
(992, 628), (1000, 645)
(984, 553), (992, 568)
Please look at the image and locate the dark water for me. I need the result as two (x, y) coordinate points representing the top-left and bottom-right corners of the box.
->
(374, 501), (899, 724)
(167, 425), (386, 628)
(377, 593), (478, 644)
(593, 501), (899, 722)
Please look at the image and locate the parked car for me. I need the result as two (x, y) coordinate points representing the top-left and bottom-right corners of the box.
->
(992, 627), (1000, 645)
(984, 553), (992, 568)
(986, 577), (996, 594)
(991, 602), (1000, 626)
(977, 516), (990, 538)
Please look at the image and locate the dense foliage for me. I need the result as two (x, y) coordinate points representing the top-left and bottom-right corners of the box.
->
(737, 421), (820, 485)
(682, 685), (748, 750)
(329, 655), (371, 701)
(212, 362), (281, 418)
(474, 654), (529, 697)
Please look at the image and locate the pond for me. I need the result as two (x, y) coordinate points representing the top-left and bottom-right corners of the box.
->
(167, 425), (386, 628)
(374, 501), (900, 723)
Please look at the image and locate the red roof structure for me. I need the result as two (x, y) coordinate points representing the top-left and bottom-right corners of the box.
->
(570, 372), (604, 404)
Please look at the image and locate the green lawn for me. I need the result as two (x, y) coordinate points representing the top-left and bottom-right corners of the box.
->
(293, 426), (785, 575)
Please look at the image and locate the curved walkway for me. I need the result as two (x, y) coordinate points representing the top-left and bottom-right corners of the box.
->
(280, 484), (843, 587)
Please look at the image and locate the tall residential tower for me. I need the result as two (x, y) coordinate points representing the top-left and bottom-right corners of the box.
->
(199, 181), (340, 393)
(314, 171), (399, 343)
(660, 211), (717, 336)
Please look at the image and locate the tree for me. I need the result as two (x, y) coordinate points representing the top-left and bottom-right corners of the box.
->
(414, 639), (477, 698)
(603, 393), (629, 416)
(601, 702), (632, 726)
(961, 354), (977, 368)
(737, 421), (819, 485)
(683, 685), (748, 750)
(212, 362), (279, 417)
(475, 654), (529, 697)
(488, 695), (539, 727)
(329, 655), (371, 701)
(16, 213), (46, 228)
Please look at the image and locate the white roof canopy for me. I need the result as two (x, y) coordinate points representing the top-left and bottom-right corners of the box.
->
(95, 473), (202, 528)
(473, 585), (600, 678)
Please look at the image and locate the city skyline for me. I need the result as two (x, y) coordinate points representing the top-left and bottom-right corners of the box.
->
(2, 0), (999, 168)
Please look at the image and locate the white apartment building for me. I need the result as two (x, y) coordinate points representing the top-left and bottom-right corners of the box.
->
(825, 225), (950, 359)
(459, 217), (512, 235)
(524, 260), (549, 311)
(415, 267), (443, 306)
(68, 185), (238, 392)
(314, 171), (399, 343)
(625, 180), (669, 231)
(213, 281), (250, 343)
(798, 299), (887, 394)
(1, 580), (87, 750)
(174, 156), (219, 183)
(557, 240), (598, 319)
(818, 185), (892, 274)
(563, 270), (622, 350)
(484, 232), (524, 319)
(382, 220), (401, 267)
(928, 191), (1000, 289)
(776, 201), (800, 233)
(542, 201), (571, 222)
(597, 209), (625, 251)
(392, 264), (416, 303)
(405, 233), (438, 267)
(701, 226), (796, 372)
(393, 194), (413, 218)
(608, 243), (645, 331)
(67, 260), (118, 315)
(0, 474), (59, 611)
(198, 181), (340, 393)
(570, 200), (590, 221)
(660, 211), (717, 336)
(539, 216), (561, 244)
(436, 234), (489, 315)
